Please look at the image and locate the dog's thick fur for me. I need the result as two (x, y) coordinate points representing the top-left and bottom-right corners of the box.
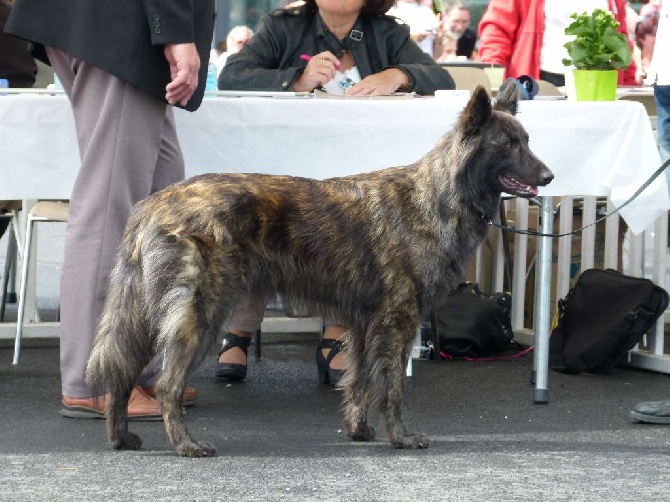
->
(85, 86), (553, 457)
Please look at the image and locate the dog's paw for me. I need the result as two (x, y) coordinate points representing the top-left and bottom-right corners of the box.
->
(391, 433), (429, 450)
(348, 423), (376, 442)
(175, 440), (217, 458)
(110, 431), (143, 450)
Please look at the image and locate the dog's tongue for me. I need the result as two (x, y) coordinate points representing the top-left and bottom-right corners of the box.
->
(501, 174), (538, 197)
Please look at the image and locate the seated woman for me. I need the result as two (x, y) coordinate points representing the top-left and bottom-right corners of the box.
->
(216, 0), (455, 384)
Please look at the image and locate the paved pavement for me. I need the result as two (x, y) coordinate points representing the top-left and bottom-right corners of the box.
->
(2, 330), (670, 501)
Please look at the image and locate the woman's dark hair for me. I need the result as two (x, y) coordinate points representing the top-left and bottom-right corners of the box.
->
(303, 0), (396, 17)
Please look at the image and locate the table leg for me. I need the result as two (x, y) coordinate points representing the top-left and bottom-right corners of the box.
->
(532, 196), (552, 404)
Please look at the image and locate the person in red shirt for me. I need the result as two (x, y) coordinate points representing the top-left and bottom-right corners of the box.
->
(477, 0), (638, 87)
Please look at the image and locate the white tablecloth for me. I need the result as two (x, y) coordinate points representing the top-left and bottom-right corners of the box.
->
(1, 94), (667, 233)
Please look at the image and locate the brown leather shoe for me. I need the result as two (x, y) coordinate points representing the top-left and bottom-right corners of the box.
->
(142, 384), (198, 407)
(61, 385), (163, 421)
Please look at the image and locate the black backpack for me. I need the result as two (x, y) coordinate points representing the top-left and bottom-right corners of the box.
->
(549, 268), (669, 374)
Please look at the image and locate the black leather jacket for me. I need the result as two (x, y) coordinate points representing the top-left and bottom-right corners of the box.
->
(219, 5), (455, 95)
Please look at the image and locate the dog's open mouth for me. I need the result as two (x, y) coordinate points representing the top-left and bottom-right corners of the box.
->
(499, 174), (538, 197)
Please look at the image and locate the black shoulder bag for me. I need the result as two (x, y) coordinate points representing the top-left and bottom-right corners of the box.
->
(433, 283), (522, 359)
(550, 268), (669, 374)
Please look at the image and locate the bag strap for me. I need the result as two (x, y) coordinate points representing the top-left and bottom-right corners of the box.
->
(440, 341), (533, 362)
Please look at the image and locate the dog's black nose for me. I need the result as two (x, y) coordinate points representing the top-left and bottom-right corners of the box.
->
(542, 172), (554, 185)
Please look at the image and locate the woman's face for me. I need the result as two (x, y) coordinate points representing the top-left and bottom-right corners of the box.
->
(315, 0), (366, 17)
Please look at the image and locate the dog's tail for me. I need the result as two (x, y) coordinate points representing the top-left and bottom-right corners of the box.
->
(85, 254), (153, 395)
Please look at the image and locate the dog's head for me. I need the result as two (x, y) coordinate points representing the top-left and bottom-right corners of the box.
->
(457, 84), (554, 199)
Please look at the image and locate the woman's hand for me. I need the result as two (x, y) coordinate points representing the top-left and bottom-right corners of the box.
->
(292, 51), (340, 92)
(346, 68), (411, 97)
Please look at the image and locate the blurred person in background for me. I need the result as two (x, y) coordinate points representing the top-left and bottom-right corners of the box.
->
(434, 1), (477, 60)
(387, 0), (438, 57)
(434, 30), (459, 62)
(640, 0), (662, 18)
(635, 9), (660, 81)
(213, 25), (254, 77)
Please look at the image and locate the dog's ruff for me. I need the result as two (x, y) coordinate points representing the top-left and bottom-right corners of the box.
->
(85, 86), (554, 457)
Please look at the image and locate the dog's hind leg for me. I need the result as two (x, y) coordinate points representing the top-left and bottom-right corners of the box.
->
(150, 237), (242, 457)
(102, 343), (155, 450)
(341, 328), (376, 442)
(107, 383), (142, 450)
(87, 257), (156, 451)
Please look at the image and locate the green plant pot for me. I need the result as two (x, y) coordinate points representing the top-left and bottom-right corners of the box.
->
(573, 70), (618, 101)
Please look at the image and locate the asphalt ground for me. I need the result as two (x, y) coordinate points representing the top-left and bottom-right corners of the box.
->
(2, 326), (670, 502)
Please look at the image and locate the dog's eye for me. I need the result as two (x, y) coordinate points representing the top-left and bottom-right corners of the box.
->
(504, 142), (513, 149)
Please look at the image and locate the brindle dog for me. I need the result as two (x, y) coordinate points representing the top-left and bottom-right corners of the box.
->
(86, 85), (553, 457)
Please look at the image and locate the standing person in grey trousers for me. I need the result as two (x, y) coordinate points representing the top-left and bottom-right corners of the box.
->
(5, 0), (215, 419)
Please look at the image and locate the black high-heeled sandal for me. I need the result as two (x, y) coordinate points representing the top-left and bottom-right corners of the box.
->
(215, 332), (251, 380)
(315, 338), (346, 385)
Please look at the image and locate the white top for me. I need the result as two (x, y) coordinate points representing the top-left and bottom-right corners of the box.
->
(387, 1), (437, 57)
(541, 0), (609, 75)
(644, 1), (670, 85)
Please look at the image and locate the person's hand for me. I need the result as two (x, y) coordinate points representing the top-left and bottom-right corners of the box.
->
(292, 51), (340, 92)
(346, 68), (410, 97)
(410, 31), (430, 43)
(164, 43), (201, 107)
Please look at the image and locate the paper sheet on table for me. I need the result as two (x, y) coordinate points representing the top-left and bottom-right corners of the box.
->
(313, 89), (417, 100)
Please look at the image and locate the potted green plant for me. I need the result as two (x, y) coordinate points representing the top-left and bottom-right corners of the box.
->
(562, 9), (632, 101)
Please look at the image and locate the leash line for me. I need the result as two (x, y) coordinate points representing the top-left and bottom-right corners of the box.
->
(486, 157), (670, 238)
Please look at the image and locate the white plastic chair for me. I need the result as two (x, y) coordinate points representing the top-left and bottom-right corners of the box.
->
(13, 200), (69, 365)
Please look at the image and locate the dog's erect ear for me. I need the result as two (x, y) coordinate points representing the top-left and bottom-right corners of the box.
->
(493, 80), (519, 116)
(460, 86), (492, 136)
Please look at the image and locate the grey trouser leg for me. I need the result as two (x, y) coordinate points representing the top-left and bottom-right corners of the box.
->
(229, 295), (267, 332)
(228, 295), (341, 332)
(48, 48), (185, 398)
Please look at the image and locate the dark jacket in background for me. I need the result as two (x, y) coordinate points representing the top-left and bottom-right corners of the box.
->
(5, 0), (215, 111)
(0, 0), (36, 87)
(457, 27), (477, 59)
(220, 5), (455, 96)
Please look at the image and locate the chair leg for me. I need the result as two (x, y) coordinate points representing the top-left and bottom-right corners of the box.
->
(1, 215), (17, 320)
(7, 214), (21, 305)
(1, 230), (11, 321)
(13, 217), (35, 366)
(254, 329), (262, 359)
(5, 238), (18, 304)
(430, 310), (440, 364)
